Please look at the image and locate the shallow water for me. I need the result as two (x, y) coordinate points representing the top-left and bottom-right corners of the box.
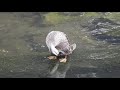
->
(0, 12), (120, 78)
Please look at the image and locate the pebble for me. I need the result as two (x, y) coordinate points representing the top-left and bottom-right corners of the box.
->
(0, 49), (9, 53)
(41, 45), (45, 47)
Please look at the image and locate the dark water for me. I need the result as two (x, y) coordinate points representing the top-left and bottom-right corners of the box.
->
(0, 12), (120, 78)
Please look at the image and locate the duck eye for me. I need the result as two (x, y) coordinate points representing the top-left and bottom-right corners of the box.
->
(59, 52), (64, 56)
(59, 52), (62, 54)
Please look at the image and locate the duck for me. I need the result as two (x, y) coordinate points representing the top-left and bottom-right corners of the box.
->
(46, 31), (76, 57)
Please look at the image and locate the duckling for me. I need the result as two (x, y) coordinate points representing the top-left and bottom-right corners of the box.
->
(46, 31), (76, 62)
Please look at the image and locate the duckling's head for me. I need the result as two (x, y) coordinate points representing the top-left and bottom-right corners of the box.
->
(58, 43), (76, 56)
(50, 43), (76, 56)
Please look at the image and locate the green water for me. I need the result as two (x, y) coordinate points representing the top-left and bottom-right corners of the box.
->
(0, 12), (120, 78)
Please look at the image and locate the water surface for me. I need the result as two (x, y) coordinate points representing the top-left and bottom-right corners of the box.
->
(0, 12), (120, 78)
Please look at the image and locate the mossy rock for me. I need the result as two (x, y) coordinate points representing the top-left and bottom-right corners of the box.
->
(44, 12), (83, 25)
(104, 12), (120, 22)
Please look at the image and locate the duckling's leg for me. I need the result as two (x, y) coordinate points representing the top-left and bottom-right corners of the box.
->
(47, 56), (57, 60)
(47, 53), (57, 60)
(59, 55), (67, 63)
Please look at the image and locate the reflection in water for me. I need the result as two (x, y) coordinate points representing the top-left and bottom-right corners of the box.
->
(46, 58), (70, 78)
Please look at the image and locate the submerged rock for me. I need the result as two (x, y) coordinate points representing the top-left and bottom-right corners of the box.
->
(85, 17), (120, 44)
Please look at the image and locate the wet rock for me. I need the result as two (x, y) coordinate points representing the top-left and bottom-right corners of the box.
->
(85, 17), (120, 44)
